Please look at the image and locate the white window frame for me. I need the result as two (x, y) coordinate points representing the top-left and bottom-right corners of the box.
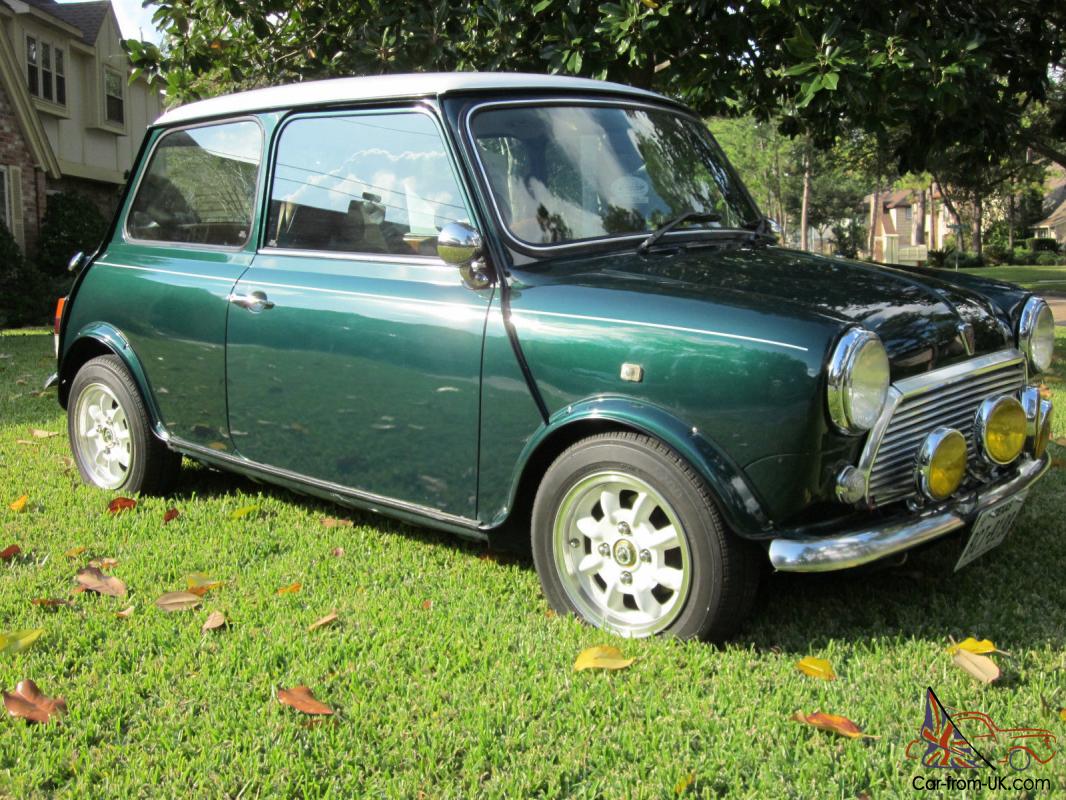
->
(26, 35), (66, 106)
(103, 67), (125, 126)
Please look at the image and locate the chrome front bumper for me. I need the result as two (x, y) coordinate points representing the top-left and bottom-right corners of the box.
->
(768, 455), (1050, 572)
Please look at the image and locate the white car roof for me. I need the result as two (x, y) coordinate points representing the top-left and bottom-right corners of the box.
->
(155, 72), (674, 126)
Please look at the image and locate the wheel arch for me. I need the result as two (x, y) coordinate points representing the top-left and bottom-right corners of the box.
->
(488, 397), (771, 550)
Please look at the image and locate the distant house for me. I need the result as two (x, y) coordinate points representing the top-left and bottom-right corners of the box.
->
(0, 0), (162, 255)
(866, 187), (958, 265)
(1034, 167), (1066, 243)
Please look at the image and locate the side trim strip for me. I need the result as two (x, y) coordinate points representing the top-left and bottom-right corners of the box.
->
(511, 308), (809, 352)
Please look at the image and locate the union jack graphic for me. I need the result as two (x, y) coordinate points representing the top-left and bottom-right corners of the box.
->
(915, 688), (992, 770)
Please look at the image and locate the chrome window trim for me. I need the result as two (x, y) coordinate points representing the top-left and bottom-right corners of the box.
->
(855, 348), (1027, 505)
(123, 116), (266, 253)
(461, 97), (762, 256)
(255, 247), (449, 269)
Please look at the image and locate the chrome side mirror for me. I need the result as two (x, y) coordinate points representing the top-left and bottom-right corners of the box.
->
(437, 222), (492, 289)
(67, 251), (87, 273)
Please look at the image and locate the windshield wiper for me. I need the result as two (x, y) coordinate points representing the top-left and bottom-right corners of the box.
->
(637, 210), (721, 254)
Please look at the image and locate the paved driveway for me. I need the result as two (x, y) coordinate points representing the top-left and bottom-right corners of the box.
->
(1047, 294), (1066, 326)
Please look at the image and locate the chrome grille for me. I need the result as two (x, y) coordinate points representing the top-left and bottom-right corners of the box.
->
(862, 352), (1026, 505)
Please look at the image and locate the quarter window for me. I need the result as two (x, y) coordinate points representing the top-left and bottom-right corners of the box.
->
(104, 69), (124, 125)
(127, 121), (262, 247)
(266, 112), (468, 256)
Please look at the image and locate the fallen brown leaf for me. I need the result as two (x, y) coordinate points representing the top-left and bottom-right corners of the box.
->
(952, 649), (1000, 684)
(330, 547), (345, 557)
(88, 557), (118, 570)
(106, 497), (136, 514)
(155, 592), (202, 612)
(15, 439), (35, 446)
(320, 517), (353, 528)
(115, 606), (134, 619)
(2, 679), (66, 724)
(64, 546), (86, 559)
(278, 685), (333, 715)
(30, 429), (59, 439)
(421, 599), (433, 611)
(0, 544), (20, 561)
(308, 612), (338, 632)
(30, 598), (72, 608)
(276, 582), (301, 595)
(8, 495), (28, 513)
(202, 610), (227, 632)
(792, 711), (877, 739)
(163, 508), (180, 524)
(76, 566), (127, 597)
(186, 573), (224, 596)
(573, 645), (636, 672)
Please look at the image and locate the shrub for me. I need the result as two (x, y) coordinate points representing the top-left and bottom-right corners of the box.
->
(0, 222), (73, 328)
(1012, 247), (1035, 265)
(982, 244), (1010, 266)
(927, 248), (952, 268)
(1034, 251), (1065, 266)
(35, 192), (108, 276)
(1026, 237), (1059, 253)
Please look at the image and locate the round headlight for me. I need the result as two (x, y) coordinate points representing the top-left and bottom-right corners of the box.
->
(1018, 297), (1055, 373)
(916, 427), (968, 501)
(827, 329), (891, 434)
(974, 395), (1026, 465)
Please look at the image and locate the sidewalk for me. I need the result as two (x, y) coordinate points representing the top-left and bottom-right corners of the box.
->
(1046, 293), (1066, 326)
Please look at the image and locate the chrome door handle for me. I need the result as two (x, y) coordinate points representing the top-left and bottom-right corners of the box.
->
(228, 290), (275, 312)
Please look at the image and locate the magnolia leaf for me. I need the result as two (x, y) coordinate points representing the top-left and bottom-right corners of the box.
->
(308, 612), (338, 632)
(30, 429), (59, 439)
(186, 573), (224, 596)
(330, 547), (345, 557)
(8, 495), (28, 513)
(64, 546), (87, 559)
(16, 440), (35, 445)
(0, 628), (45, 655)
(0, 544), (20, 561)
(202, 610), (227, 632)
(796, 656), (836, 680)
(76, 566), (127, 597)
(421, 599), (433, 611)
(573, 645), (636, 672)
(792, 711), (877, 739)
(89, 557), (118, 570)
(947, 637), (997, 655)
(163, 508), (180, 524)
(115, 606), (134, 619)
(278, 685), (333, 716)
(3, 679), (66, 724)
(229, 505), (260, 520)
(31, 598), (72, 608)
(276, 582), (301, 595)
(674, 771), (696, 795)
(155, 591), (202, 612)
(320, 517), (353, 528)
(952, 649), (1000, 684)
(107, 497), (137, 514)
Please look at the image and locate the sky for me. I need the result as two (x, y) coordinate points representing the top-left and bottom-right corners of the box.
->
(57, 0), (163, 44)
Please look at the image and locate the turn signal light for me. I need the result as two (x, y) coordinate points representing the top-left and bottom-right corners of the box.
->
(54, 296), (66, 334)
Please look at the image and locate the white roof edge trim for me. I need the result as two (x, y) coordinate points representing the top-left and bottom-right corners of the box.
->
(154, 72), (676, 126)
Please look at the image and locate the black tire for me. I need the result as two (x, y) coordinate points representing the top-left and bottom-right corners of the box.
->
(67, 354), (180, 494)
(531, 432), (761, 641)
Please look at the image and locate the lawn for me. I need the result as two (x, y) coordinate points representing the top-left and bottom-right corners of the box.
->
(957, 264), (1066, 293)
(1, 328), (1065, 798)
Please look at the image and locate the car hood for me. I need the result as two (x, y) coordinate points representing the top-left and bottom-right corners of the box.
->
(519, 244), (1026, 374)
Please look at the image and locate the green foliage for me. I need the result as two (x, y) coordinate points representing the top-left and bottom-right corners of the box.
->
(0, 224), (71, 328)
(981, 244), (1010, 266)
(1034, 250), (1066, 266)
(35, 192), (109, 276)
(1027, 237), (1060, 253)
(927, 248), (953, 268)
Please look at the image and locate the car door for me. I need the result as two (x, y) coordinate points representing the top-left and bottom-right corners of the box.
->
(85, 119), (264, 451)
(225, 107), (491, 519)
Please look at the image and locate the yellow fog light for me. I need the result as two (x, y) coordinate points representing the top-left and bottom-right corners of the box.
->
(1034, 400), (1053, 459)
(916, 427), (968, 501)
(975, 396), (1027, 465)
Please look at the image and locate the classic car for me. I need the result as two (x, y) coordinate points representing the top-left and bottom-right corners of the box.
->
(49, 73), (1056, 640)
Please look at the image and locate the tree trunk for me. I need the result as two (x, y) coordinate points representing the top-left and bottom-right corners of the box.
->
(972, 194), (983, 256)
(868, 188), (880, 256)
(915, 189), (926, 245)
(1008, 191), (1015, 250)
(800, 147), (811, 251)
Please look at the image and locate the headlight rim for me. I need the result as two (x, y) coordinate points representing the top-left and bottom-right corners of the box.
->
(973, 395), (1027, 466)
(1018, 296), (1055, 374)
(915, 426), (968, 501)
(827, 328), (890, 435)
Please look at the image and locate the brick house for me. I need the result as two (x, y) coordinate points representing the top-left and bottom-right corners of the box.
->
(0, 0), (162, 257)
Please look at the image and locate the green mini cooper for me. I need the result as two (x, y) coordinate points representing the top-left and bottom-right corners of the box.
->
(51, 73), (1056, 640)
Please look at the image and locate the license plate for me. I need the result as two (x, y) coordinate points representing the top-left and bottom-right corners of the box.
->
(954, 492), (1028, 572)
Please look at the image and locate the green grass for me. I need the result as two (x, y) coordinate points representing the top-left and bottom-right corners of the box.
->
(2, 328), (1066, 798)
(958, 264), (1066, 293)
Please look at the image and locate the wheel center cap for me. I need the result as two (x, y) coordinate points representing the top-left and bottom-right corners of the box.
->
(613, 539), (637, 567)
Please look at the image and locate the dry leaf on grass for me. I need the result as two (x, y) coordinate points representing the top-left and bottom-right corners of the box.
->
(946, 637), (1001, 656)
(308, 612), (338, 632)
(8, 495), (28, 513)
(155, 592), (202, 612)
(0, 544), (20, 561)
(276, 582), (301, 595)
(115, 606), (134, 619)
(106, 497), (136, 514)
(163, 508), (180, 524)
(952, 649), (1000, 684)
(674, 772), (696, 795)
(796, 656), (837, 680)
(421, 599), (433, 611)
(229, 505), (260, 520)
(89, 557), (118, 570)
(3, 679), (66, 724)
(186, 573), (224, 596)
(792, 711), (877, 739)
(30, 429), (59, 439)
(330, 547), (345, 557)
(30, 598), (72, 609)
(0, 628), (44, 655)
(64, 546), (86, 559)
(320, 517), (353, 528)
(573, 645), (636, 672)
(76, 566), (127, 597)
(202, 611), (227, 632)
(278, 685), (333, 716)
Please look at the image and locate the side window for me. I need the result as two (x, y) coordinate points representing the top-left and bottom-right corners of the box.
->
(266, 112), (468, 256)
(127, 121), (261, 247)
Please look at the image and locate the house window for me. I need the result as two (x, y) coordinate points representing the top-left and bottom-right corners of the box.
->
(104, 69), (124, 125)
(26, 37), (38, 96)
(26, 36), (65, 105)
(904, 206), (912, 221)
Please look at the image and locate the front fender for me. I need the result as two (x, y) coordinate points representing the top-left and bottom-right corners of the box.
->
(59, 322), (168, 439)
(509, 396), (772, 537)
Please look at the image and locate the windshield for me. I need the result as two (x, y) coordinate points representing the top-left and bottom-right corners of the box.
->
(470, 104), (758, 247)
